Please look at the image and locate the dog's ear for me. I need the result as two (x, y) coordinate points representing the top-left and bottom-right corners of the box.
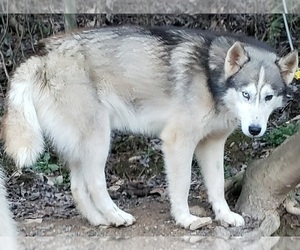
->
(277, 50), (298, 84)
(224, 42), (248, 79)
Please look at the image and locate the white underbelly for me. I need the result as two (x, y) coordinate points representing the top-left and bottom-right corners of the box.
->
(102, 93), (172, 136)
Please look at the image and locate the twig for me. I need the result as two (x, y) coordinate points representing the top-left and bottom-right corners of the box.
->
(26, 14), (36, 53)
(285, 114), (300, 124)
(0, 50), (10, 81)
(0, 5), (9, 47)
(6, 170), (22, 183)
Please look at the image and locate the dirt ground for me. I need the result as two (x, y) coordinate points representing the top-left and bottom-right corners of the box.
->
(15, 196), (300, 250)
(10, 176), (217, 237)
(19, 198), (210, 237)
(6, 170), (261, 248)
(14, 197), (264, 249)
(7, 171), (296, 240)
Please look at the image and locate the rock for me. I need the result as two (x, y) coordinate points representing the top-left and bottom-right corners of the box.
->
(189, 217), (212, 230)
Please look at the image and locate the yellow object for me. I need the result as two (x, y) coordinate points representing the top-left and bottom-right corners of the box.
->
(295, 69), (300, 80)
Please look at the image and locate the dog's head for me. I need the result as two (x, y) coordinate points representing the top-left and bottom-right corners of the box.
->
(222, 42), (298, 137)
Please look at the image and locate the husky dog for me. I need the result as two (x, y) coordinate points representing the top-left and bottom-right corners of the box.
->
(2, 26), (298, 230)
(0, 172), (18, 249)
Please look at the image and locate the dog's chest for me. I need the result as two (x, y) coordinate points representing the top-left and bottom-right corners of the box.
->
(201, 111), (239, 137)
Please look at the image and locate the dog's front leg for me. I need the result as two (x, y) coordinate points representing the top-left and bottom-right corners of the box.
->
(161, 126), (212, 230)
(195, 133), (245, 227)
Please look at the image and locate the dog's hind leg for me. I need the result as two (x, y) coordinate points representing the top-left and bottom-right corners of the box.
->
(47, 104), (135, 227)
(70, 161), (109, 226)
(195, 133), (245, 227)
(77, 112), (135, 227)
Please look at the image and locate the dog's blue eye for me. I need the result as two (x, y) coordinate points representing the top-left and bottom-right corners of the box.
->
(242, 91), (250, 100)
(265, 95), (273, 101)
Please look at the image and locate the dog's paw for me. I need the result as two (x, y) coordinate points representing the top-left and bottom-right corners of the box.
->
(88, 213), (110, 226)
(105, 206), (136, 227)
(216, 211), (245, 227)
(176, 214), (212, 230)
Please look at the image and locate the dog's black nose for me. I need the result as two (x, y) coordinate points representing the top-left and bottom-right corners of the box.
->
(248, 125), (261, 136)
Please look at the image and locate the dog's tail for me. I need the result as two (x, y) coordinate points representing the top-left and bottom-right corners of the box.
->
(2, 57), (45, 168)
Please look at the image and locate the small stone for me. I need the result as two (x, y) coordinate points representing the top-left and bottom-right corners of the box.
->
(24, 218), (43, 224)
(128, 156), (142, 162)
(189, 217), (212, 230)
(109, 185), (120, 192)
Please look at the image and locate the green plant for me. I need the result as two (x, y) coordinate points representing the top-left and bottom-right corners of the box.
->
(224, 165), (232, 179)
(267, 14), (300, 47)
(32, 151), (70, 188)
(267, 14), (284, 47)
(32, 152), (59, 174)
(264, 123), (298, 147)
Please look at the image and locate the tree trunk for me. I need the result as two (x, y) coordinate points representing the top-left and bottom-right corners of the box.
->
(63, 0), (77, 32)
(236, 130), (300, 226)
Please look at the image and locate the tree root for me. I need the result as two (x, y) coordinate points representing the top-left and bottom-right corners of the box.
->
(224, 168), (245, 193)
(244, 211), (281, 237)
(284, 198), (300, 216)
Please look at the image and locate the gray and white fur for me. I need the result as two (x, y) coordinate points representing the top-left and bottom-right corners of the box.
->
(2, 26), (298, 230)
